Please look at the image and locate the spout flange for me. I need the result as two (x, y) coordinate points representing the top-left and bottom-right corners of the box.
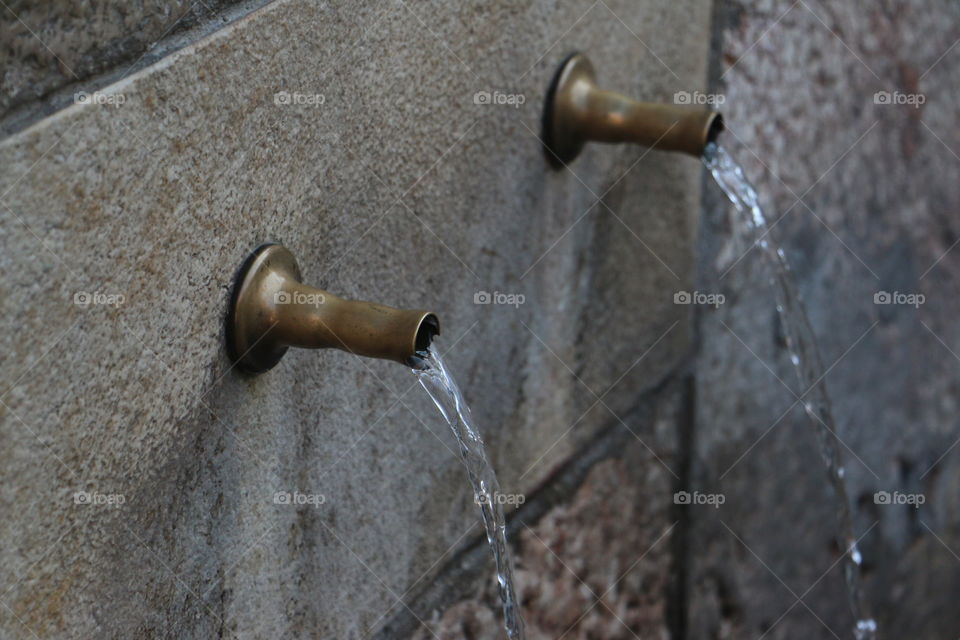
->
(542, 52), (595, 167)
(227, 243), (302, 373)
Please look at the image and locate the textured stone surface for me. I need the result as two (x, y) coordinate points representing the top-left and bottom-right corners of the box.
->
(0, 0), (713, 637)
(405, 379), (687, 640)
(415, 455), (675, 640)
(0, 0), (254, 125)
(691, 1), (960, 637)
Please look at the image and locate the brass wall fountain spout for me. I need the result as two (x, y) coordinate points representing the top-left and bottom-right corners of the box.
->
(227, 244), (440, 373)
(542, 52), (724, 166)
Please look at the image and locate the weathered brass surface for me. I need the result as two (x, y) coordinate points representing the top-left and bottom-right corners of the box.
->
(227, 244), (440, 373)
(542, 52), (724, 166)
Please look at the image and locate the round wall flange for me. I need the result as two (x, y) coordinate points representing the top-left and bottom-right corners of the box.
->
(542, 52), (596, 167)
(226, 243), (301, 374)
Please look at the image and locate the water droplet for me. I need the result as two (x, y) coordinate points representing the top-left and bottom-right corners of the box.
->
(855, 618), (877, 640)
(849, 542), (862, 565)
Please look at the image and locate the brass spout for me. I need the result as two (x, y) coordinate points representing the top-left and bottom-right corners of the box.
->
(542, 52), (724, 166)
(226, 244), (440, 373)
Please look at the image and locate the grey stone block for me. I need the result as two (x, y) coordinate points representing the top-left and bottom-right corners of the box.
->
(0, 0), (712, 636)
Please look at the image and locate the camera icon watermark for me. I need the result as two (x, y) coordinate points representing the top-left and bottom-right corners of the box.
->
(74, 90), (126, 107)
(274, 291), (325, 307)
(673, 490), (725, 508)
(475, 491), (526, 506)
(273, 490), (326, 507)
(674, 291), (725, 308)
(873, 490), (924, 508)
(474, 291), (525, 308)
(73, 291), (125, 308)
(73, 490), (126, 507)
(473, 90), (526, 109)
(873, 290), (924, 308)
(873, 90), (925, 109)
(673, 90), (725, 106)
(274, 91), (325, 106)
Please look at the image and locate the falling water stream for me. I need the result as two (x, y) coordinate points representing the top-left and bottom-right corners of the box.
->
(704, 143), (877, 639)
(411, 346), (526, 640)
(398, 143), (871, 640)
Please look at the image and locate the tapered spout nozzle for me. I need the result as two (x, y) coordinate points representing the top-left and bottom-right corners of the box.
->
(542, 52), (724, 166)
(227, 244), (440, 373)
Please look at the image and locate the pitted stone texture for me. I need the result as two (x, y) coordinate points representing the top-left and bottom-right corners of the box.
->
(0, 0), (712, 637)
(0, 0), (251, 123)
(691, 1), (960, 637)
(409, 390), (683, 640)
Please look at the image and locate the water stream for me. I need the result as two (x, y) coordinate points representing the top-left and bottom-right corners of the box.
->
(401, 143), (871, 639)
(704, 142), (877, 640)
(411, 346), (526, 640)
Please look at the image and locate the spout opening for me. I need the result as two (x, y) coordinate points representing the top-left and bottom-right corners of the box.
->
(415, 313), (440, 353)
(705, 112), (725, 149)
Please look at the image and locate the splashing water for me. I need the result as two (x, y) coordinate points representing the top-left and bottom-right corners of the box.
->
(704, 143), (877, 640)
(411, 346), (526, 640)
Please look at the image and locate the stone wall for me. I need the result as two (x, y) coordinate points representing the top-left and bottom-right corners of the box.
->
(0, 0), (714, 637)
(691, 1), (960, 637)
(9, 1), (951, 638)
(0, 0), (263, 132)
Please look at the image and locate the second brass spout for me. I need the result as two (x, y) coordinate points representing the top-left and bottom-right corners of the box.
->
(542, 53), (724, 166)
(227, 244), (439, 373)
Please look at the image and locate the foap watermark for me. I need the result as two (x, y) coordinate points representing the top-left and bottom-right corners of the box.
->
(874, 290), (924, 308)
(474, 291), (525, 308)
(674, 291), (725, 308)
(74, 90), (126, 107)
(74, 490), (126, 507)
(475, 492), (525, 507)
(274, 91), (325, 106)
(273, 490), (326, 508)
(275, 291), (325, 307)
(674, 490), (725, 508)
(874, 90), (925, 109)
(673, 90), (725, 106)
(74, 291), (125, 308)
(874, 490), (924, 509)
(473, 90), (526, 109)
